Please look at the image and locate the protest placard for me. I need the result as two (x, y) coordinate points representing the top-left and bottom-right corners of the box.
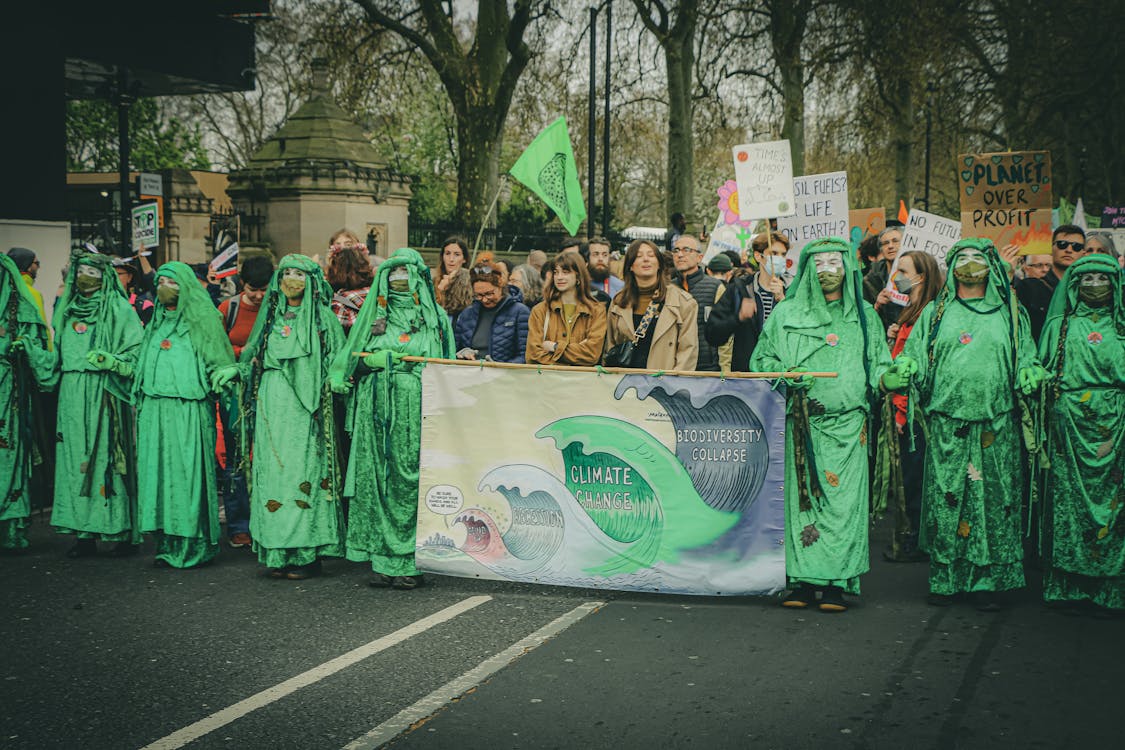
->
(850, 207), (886, 241)
(131, 203), (159, 251)
(884, 210), (962, 306)
(776, 171), (849, 260)
(1101, 205), (1125, 229)
(958, 150), (1052, 255)
(732, 140), (795, 220)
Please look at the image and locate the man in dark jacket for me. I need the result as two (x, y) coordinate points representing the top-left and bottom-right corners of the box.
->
(1014, 223), (1086, 343)
(670, 235), (723, 371)
(705, 271), (765, 372)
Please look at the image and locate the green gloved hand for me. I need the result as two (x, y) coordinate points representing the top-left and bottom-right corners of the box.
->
(881, 367), (909, 392)
(357, 349), (405, 372)
(1018, 364), (1049, 395)
(781, 366), (813, 391)
(894, 355), (918, 379)
(9, 337), (25, 352)
(329, 375), (353, 394)
(87, 349), (133, 378)
(210, 365), (240, 393)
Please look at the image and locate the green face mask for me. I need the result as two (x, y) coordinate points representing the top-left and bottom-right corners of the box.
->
(1078, 273), (1112, 305)
(75, 275), (102, 293)
(388, 267), (410, 293)
(953, 261), (989, 284)
(280, 278), (306, 299)
(818, 270), (845, 293)
(156, 286), (179, 306)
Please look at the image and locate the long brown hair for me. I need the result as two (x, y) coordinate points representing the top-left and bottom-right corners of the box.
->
(543, 251), (595, 306)
(326, 244), (373, 291)
(613, 239), (669, 309)
(896, 251), (944, 327)
(434, 236), (469, 303)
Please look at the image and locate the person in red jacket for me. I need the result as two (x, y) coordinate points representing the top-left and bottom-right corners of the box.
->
(216, 255), (273, 548)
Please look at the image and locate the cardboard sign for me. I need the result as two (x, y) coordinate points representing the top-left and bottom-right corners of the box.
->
(776, 171), (849, 260)
(210, 214), (240, 279)
(1101, 206), (1125, 229)
(958, 150), (1052, 255)
(131, 203), (159, 251)
(850, 207), (886, 241)
(732, 140), (795, 220)
(884, 210), (962, 306)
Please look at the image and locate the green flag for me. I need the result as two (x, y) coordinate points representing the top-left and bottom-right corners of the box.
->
(509, 116), (587, 236)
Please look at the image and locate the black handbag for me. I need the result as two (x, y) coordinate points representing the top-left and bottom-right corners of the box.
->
(603, 301), (660, 368)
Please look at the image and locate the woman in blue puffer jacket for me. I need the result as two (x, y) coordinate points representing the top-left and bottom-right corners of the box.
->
(454, 260), (530, 363)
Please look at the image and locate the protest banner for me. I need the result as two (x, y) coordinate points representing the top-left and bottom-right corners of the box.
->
(850, 207), (886, 241)
(416, 363), (786, 596)
(1102, 205), (1125, 229)
(131, 203), (159, 251)
(958, 150), (1052, 255)
(884, 209), (962, 306)
(732, 140), (795, 220)
(776, 171), (849, 260)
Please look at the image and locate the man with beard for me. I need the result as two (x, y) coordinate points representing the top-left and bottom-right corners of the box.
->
(586, 236), (623, 298)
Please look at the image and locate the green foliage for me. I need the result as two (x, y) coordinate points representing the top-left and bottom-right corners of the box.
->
(67, 98), (211, 172)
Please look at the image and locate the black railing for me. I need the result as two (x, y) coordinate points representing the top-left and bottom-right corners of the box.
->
(407, 224), (633, 253)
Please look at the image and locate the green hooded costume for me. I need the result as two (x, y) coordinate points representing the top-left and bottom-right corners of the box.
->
(135, 261), (238, 568)
(1037, 254), (1125, 610)
(749, 237), (892, 595)
(903, 239), (1041, 596)
(328, 248), (454, 579)
(0, 255), (57, 550)
(50, 252), (144, 543)
(238, 254), (346, 570)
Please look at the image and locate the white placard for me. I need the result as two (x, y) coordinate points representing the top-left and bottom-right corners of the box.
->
(884, 210), (962, 306)
(732, 140), (795, 220)
(131, 203), (159, 251)
(775, 171), (849, 261)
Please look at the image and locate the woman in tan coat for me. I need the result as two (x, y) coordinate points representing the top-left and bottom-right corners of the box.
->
(526, 253), (607, 366)
(605, 239), (698, 371)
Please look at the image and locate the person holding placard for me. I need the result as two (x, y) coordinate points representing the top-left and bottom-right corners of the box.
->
(864, 226), (904, 331)
(1037, 254), (1124, 614)
(901, 239), (1047, 611)
(750, 237), (896, 612)
(1015, 224), (1086, 343)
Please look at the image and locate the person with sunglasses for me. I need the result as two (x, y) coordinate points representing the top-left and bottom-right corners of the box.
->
(454, 261), (530, 363)
(1015, 224), (1087, 342)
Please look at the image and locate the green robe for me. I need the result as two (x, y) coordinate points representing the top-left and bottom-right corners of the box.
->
(0, 257), (57, 549)
(240, 255), (346, 569)
(1037, 255), (1125, 609)
(750, 237), (891, 595)
(51, 257), (143, 542)
(331, 249), (455, 577)
(904, 240), (1039, 595)
(135, 262), (235, 568)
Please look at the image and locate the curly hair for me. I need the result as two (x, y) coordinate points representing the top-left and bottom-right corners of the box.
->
(326, 245), (373, 291)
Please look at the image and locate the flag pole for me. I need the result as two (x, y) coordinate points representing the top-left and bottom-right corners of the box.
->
(471, 174), (507, 265)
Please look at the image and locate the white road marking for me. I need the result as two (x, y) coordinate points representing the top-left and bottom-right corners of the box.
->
(342, 600), (605, 749)
(139, 595), (492, 750)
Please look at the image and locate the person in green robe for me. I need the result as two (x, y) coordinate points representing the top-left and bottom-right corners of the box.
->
(329, 248), (455, 589)
(750, 237), (896, 612)
(50, 252), (144, 557)
(902, 238), (1047, 611)
(0, 255), (57, 551)
(135, 261), (239, 568)
(238, 254), (346, 579)
(1037, 254), (1124, 613)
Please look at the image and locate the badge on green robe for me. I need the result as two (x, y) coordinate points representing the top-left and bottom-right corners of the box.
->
(399, 333), (411, 343)
(825, 333), (839, 346)
(281, 325), (292, 337)
(73, 322), (88, 334)
(1087, 331), (1103, 345)
(958, 331), (972, 345)
(160, 339), (171, 350)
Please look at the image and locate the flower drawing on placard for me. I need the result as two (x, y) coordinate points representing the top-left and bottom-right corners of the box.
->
(716, 180), (751, 227)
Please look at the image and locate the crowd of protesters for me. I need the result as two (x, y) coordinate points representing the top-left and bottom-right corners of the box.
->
(1, 221), (1120, 616)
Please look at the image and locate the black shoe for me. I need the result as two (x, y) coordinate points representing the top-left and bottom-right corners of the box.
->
(392, 575), (425, 590)
(781, 584), (816, 608)
(927, 592), (954, 607)
(818, 586), (848, 612)
(971, 591), (1001, 612)
(368, 573), (394, 588)
(66, 539), (97, 559)
(110, 542), (139, 558)
(285, 560), (322, 580)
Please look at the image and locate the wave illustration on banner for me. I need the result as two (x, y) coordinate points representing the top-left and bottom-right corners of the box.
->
(416, 367), (786, 595)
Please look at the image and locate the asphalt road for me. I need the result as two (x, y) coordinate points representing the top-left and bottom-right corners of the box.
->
(1, 515), (1120, 750)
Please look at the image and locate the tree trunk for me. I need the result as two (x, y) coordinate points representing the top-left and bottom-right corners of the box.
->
(891, 77), (914, 205)
(454, 108), (503, 231)
(665, 32), (695, 224)
(770, 1), (809, 176)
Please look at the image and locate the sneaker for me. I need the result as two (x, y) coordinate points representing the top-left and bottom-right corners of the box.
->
(927, 592), (954, 607)
(228, 533), (252, 549)
(818, 586), (848, 612)
(781, 584), (816, 608)
(392, 575), (425, 590)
